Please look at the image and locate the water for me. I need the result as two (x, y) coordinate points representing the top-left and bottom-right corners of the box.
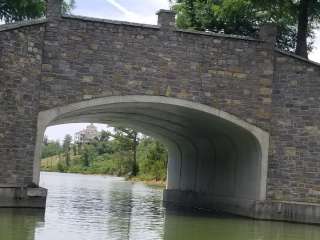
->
(1, 172), (320, 240)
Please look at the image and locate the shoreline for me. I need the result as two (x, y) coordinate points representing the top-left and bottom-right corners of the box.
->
(41, 170), (166, 188)
(128, 177), (166, 188)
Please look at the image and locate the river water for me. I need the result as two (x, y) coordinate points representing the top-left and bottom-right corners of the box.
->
(1, 172), (320, 240)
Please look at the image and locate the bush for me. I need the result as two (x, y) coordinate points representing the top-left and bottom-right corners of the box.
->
(57, 161), (66, 172)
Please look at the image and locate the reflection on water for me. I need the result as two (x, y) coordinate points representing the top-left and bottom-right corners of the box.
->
(0, 209), (44, 240)
(164, 210), (320, 240)
(0, 172), (319, 240)
(35, 172), (164, 240)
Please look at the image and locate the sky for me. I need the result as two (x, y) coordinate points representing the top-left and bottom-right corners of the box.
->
(70, 0), (170, 24)
(14, 0), (320, 141)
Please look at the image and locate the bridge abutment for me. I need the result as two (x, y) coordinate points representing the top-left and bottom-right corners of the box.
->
(0, 187), (47, 208)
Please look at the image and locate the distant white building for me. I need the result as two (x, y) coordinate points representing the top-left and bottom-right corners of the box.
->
(74, 123), (99, 143)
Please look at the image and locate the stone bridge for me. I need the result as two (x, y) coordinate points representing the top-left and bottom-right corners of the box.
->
(1, 0), (320, 224)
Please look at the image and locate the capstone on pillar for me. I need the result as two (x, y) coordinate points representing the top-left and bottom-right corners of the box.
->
(157, 9), (176, 30)
(46, 0), (62, 20)
(259, 23), (277, 46)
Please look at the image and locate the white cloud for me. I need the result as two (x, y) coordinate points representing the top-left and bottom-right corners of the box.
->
(104, 0), (161, 23)
(72, 0), (169, 24)
(105, 0), (137, 17)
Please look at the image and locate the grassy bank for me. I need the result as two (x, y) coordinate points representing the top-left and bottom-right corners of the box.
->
(41, 154), (166, 187)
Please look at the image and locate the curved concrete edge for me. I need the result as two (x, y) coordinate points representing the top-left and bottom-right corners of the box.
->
(34, 96), (269, 197)
(0, 187), (47, 208)
(163, 189), (320, 224)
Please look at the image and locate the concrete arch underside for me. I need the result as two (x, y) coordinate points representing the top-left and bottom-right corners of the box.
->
(35, 95), (269, 217)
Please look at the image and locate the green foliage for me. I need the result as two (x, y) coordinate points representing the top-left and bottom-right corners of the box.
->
(42, 127), (168, 183)
(174, 0), (259, 34)
(0, 0), (75, 23)
(63, 134), (72, 167)
(137, 137), (168, 181)
(0, 0), (45, 23)
(113, 127), (139, 176)
(171, 0), (319, 55)
(72, 144), (77, 156)
(92, 131), (113, 155)
(62, 134), (72, 151)
(41, 140), (62, 159)
(113, 128), (138, 152)
(80, 144), (97, 167)
(57, 159), (66, 172)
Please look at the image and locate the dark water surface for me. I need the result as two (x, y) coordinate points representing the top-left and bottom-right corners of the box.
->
(1, 172), (320, 240)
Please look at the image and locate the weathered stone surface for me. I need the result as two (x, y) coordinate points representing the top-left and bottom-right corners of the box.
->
(0, 0), (320, 221)
(268, 51), (320, 204)
(0, 23), (45, 186)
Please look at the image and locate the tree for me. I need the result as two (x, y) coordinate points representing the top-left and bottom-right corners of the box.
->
(296, 0), (310, 57)
(171, 0), (320, 58)
(81, 144), (96, 167)
(113, 128), (139, 176)
(62, 134), (72, 167)
(96, 130), (111, 142)
(253, 0), (318, 58)
(137, 137), (168, 181)
(72, 144), (77, 156)
(294, 0), (320, 58)
(92, 130), (113, 155)
(0, 0), (75, 23)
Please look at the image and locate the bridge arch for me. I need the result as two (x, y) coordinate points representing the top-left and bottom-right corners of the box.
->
(34, 95), (269, 207)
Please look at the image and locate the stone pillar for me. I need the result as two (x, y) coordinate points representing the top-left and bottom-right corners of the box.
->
(259, 23), (277, 46)
(46, 0), (62, 20)
(157, 10), (176, 30)
(0, 10), (48, 208)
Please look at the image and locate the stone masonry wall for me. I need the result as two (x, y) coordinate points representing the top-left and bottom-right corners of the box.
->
(40, 16), (274, 132)
(0, 23), (45, 186)
(268, 52), (320, 203)
(2, 7), (320, 206)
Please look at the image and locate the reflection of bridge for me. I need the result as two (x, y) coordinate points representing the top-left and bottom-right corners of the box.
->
(1, 0), (320, 224)
(0, 209), (44, 239)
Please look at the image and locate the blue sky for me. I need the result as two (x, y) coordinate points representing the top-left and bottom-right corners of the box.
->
(43, 0), (319, 141)
(71, 0), (170, 24)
